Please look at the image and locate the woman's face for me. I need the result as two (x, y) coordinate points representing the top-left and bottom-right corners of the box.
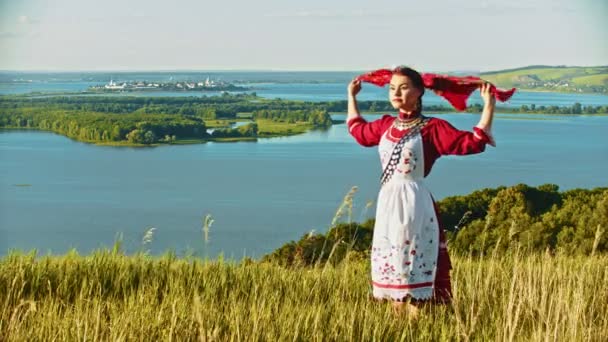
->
(389, 74), (422, 112)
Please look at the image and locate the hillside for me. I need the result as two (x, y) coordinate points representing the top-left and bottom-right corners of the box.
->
(480, 65), (608, 93)
(2, 251), (607, 340)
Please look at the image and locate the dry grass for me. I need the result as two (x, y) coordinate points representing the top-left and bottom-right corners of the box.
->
(1, 249), (606, 341)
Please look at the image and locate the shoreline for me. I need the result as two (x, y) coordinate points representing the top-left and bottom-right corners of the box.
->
(2, 110), (606, 146)
(3, 85), (608, 98)
(0, 127), (313, 146)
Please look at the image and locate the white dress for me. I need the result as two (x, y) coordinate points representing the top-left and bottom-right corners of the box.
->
(371, 128), (440, 301)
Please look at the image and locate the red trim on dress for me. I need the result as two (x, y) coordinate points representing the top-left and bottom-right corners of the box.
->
(372, 281), (434, 289)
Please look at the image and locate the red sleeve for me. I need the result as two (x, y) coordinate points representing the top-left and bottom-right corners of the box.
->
(429, 118), (490, 155)
(347, 115), (394, 147)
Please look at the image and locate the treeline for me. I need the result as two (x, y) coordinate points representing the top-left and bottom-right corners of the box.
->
(316, 100), (608, 115)
(2, 94), (606, 120)
(0, 109), (208, 144)
(0, 94), (330, 119)
(463, 102), (608, 114)
(443, 184), (607, 255)
(210, 123), (258, 139)
(516, 103), (608, 114)
(263, 184), (608, 266)
(316, 100), (457, 113)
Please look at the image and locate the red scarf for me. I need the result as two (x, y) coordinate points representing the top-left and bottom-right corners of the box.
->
(356, 69), (516, 111)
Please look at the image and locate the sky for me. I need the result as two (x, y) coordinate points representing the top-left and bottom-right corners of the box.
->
(0, 0), (606, 72)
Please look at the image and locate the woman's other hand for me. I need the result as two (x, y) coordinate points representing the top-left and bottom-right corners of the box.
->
(480, 81), (496, 106)
(348, 79), (362, 97)
(477, 81), (496, 147)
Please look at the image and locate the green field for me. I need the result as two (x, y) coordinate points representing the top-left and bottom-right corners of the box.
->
(256, 118), (315, 137)
(571, 74), (608, 86)
(1, 250), (606, 341)
(481, 66), (608, 93)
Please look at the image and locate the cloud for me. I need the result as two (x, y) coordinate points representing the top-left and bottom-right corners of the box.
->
(467, 0), (577, 14)
(0, 30), (39, 39)
(0, 15), (40, 39)
(0, 31), (21, 38)
(0, 16), (40, 39)
(17, 15), (39, 25)
(265, 9), (370, 18)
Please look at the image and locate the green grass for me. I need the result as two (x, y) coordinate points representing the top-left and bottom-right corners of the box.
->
(256, 118), (314, 137)
(479, 66), (608, 93)
(236, 112), (254, 119)
(204, 120), (235, 128)
(1, 250), (606, 340)
(204, 119), (253, 128)
(571, 74), (608, 86)
(169, 138), (209, 145)
(482, 66), (607, 82)
(209, 137), (258, 142)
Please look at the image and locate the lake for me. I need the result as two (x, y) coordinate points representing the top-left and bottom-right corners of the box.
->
(1, 73), (607, 257)
(1, 112), (607, 258)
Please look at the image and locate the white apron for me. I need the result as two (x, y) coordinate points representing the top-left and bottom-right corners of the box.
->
(371, 128), (440, 300)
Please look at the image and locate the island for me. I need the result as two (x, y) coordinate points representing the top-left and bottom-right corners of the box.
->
(0, 93), (333, 146)
(0, 92), (606, 146)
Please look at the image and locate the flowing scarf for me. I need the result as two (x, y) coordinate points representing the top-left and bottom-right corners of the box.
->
(356, 68), (516, 111)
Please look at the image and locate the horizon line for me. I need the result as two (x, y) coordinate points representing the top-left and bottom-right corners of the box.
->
(1, 64), (607, 74)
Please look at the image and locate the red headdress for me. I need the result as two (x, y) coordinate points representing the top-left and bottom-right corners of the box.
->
(355, 68), (516, 111)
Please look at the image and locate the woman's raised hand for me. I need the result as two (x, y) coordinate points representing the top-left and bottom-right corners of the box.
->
(348, 79), (362, 97)
(478, 81), (496, 147)
(480, 81), (496, 106)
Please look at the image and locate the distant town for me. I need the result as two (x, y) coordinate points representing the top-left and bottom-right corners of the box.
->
(89, 77), (250, 92)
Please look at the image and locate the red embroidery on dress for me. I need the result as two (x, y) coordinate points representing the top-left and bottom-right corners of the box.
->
(372, 281), (433, 289)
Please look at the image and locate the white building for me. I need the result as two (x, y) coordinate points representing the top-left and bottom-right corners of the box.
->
(105, 79), (126, 90)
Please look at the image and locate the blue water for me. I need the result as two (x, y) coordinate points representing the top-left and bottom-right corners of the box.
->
(1, 113), (607, 258)
(2, 74), (608, 107)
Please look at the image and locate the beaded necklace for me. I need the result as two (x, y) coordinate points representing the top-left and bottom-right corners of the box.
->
(393, 116), (423, 130)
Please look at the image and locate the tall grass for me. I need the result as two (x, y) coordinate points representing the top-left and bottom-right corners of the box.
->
(1, 249), (606, 341)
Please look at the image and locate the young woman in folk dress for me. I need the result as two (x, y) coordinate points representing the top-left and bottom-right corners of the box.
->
(346, 66), (498, 316)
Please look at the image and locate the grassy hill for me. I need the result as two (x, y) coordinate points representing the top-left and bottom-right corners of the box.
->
(480, 65), (608, 93)
(1, 251), (606, 340)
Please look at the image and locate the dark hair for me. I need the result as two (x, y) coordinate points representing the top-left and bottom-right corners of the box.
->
(393, 66), (424, 110)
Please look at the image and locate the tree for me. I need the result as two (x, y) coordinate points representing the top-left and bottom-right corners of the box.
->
(237, 123), (258, 137)
(126, 129), (146, 144)
(143, 130), (157, 144)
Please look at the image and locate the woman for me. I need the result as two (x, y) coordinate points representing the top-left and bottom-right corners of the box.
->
(347, 66), (497, 315)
